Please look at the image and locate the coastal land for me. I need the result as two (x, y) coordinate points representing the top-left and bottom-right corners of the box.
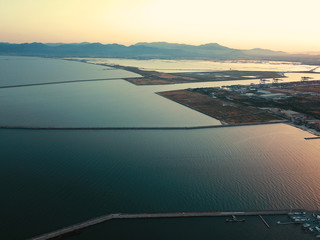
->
(72, 58), (320, 134)
(159, 80), (320, 133)
(159, 90), (281, 124)
(123, 69), (284, 85)
(68, 59), (286, 85)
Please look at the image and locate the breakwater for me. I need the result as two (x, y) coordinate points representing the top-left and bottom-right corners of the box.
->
(0, 77), (123, 89)
(305, 137), (320, 140)
(0, 121), (288, 131)
(28, 210), (295, 240)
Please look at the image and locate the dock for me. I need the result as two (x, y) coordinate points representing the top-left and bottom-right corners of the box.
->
(28, 210), (292, 240)
(259, 214), (270, 228)
(305, 136), (320, 140)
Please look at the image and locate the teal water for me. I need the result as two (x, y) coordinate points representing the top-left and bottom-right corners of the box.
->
(0, 80), (220, 127)
(0, 57), (221, 127)
(1, 57), (320, 239)
(0, 56), (139, 86)
(1, 125), (320, 239)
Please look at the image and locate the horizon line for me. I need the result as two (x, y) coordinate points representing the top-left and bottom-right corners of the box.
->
(2, 41), (320, 55)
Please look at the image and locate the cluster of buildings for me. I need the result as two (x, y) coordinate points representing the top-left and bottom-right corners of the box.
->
(221, 79), (320, 133)
(267, 108), (320, 131)
(223, 84), (290, 102)
(224, 79), (320, 100)
(223, 82), (290, 100)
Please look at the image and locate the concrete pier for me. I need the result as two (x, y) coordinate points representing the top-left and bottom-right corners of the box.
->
(305, 136), (320, 140)
(259, 215), (270, 228)
(28, 210), (293, 240)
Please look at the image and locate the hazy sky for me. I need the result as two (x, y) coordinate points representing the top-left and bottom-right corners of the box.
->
(1, 0), (319, 52)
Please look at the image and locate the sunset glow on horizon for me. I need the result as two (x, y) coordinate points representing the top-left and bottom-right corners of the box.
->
(1, 0), (319, 53)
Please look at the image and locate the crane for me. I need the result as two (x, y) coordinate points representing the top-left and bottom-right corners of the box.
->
(272, 78), (283, 84)
(260, 78), (270, 85)
(301, 76), (312, 82)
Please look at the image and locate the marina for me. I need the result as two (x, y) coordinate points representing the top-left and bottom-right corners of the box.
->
(29, 210), (292, 240)
(30, 210), (320, 240)
(278, 211), (320, 238)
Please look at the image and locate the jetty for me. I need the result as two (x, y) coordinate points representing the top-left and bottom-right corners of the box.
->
(259, 214), (270, 228)
(0, 77), (124, 89)
(305, 136), (320, 140)
(1, 121), (288, 131)
(28, 210), (293, 240)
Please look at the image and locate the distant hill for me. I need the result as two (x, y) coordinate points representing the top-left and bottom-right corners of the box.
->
(133, 42), (243, 59)
(241, 48), (288, 57)
(0, 42), (319, 64)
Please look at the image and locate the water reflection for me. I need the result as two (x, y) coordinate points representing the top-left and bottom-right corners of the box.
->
(86, 58), (318, 73)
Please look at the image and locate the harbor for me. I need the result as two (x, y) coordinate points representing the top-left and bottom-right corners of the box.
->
(28, 210), (299, 240)
(278, 211), (320, 238)
(29, 210), (320, 240)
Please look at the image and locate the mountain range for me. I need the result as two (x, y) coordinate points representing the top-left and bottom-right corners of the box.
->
(0, 42), (319, 64)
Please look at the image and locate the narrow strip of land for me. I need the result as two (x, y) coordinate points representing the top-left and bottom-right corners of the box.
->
(310, 66), (320, 72)
(74, 59), (285, 85)
(29, 210), (295, 240)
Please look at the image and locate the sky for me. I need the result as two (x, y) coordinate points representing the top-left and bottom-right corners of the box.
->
(0, 0), (319, 53)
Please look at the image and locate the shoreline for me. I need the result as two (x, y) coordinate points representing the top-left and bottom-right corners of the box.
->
(287, 122), (320, 138)
(158, 89), (283, 125)
(156, 92), (229, 124)
(66, 58), (287, 85)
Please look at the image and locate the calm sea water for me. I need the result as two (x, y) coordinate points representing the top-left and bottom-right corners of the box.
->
(0, 56), (139, 87)
(85, 58), (317, 73)
(1, 125), (320, 239)
(0, 57), (320, 239)
(0, 58), (318, 127)
(0, 57), (220, 127)
(0, 80), (221, 127)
